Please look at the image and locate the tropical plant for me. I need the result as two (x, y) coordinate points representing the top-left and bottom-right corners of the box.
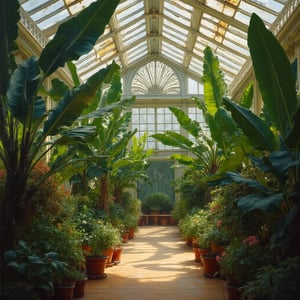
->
(152, 106), (224, 181)
(0, 0), (120, 259)
(3, 240), (66, 299)
(110, 134), (153, 204)
(241, 256), (300, 300)
(64, 68), (137, 212)
(222, 13), (300, 257)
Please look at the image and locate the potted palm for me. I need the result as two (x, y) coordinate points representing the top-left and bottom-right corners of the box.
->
(86, 222), (120, 279)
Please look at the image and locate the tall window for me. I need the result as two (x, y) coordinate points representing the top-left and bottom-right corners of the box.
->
(131, 107), (180, 150)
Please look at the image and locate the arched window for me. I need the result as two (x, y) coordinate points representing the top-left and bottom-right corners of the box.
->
(131, 61), (180, 95)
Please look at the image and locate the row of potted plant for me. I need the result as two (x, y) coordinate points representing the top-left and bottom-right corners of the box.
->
(2, 191), (141, 299)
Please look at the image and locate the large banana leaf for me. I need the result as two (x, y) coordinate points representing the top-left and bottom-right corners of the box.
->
(152, 131), (194, 150)
(226, 171), (271, 194)
(39, 0), (120, 77)
(52, 126), (97, 145)
(44, 63), (117, 135)
(286, 106), (300, 148)
(6, 57), (45, 122)
(223, 96), (276, 151)
(237, 193), (283, 213)
(248, 13), (297, 139)
(0, 0), (20, 94)
(202, 46), (226, 116)
(48, 79), (70, 102)
(169, 107), (201, 137)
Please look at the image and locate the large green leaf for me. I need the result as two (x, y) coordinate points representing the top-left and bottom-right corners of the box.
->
(202, 46), (227, 116)
(169, 107), (201, 137)
(240, 83), (253, 109)
(169, 154), (194, 165)
(223, 96), (276, 151)
(248, 13), (297, 139)
(237, 193), (283, 213)
(39, 0), (120, 76)
(48, 79), (69, 102)
(286, 106), (300, 148)
(268, 151), (300, 184)
(52, 126), (97, 145)
(44, 63), (118, 136)
(0, 0), (20, 94)
(6, 57), (45, 123)
(66, 62), (80, 87)
(214, 108), (237, 135)
(226, 171), (271, 194)
(152, 132), (193, 150)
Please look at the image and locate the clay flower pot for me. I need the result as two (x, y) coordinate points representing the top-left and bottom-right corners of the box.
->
(85, 256), (108, 279)
(113, 245), (123, 265)
(201, 253), (220, 277)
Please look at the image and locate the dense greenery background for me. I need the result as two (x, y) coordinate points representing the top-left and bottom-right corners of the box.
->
(137, 161), (175, 201)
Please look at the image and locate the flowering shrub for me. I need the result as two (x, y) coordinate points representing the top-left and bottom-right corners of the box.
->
(218, 237), (271, 284)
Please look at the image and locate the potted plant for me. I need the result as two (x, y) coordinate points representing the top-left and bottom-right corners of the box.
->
(218, 236), (271, 300)
(201, 251), (220, 278)
(63, 268), (88, 298)
(3, 240), (66, 300)
(241, 256), (300, 300)
(86, 221), (120, 279)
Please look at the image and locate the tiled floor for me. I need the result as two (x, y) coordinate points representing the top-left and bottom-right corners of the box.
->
(84, 226), (227, 300)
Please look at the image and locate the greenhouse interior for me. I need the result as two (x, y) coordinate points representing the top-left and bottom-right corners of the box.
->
(0, 0), (300, 299)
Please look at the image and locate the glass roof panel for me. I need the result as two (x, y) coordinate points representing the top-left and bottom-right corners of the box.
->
(21, 0), (57, 11)
(162, 41), (185, 64)
(123, 30), (145, 48)
(116, 1), (144, 28)
(30, 1), (64, 21)
(127, 42), (147, 64)
(19, 0), (291, 88)
(164, 0), (192, 27)
(37, 10), (69, 30)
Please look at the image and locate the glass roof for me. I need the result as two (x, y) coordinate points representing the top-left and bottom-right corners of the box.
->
(19, 0), (288, 85)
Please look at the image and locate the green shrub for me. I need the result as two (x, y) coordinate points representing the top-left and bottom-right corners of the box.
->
(142, 192), (173, 213)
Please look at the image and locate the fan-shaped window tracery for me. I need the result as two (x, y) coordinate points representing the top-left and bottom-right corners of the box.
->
(131, 61), (181, 95)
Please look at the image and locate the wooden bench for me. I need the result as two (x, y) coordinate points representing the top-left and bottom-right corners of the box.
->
(140, 214), (175, 226)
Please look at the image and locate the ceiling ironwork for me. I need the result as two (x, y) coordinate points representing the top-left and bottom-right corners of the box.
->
(19, 0), (291, 87)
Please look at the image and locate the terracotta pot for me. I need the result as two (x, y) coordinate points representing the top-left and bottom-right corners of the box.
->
(211, 243), (227, 255)
(122, 232), (129, 243)
(54, 283), (75, 300)
(86, 256), (108, 279)
(128, 227), (135, 239)
(112, 245), (123, 265)
(73, 278), (87, 298)
(193, 246), (201, 262)
(198, 248), (210, 265)
(226, 282), (242, 300)
(160, 217), (169, 226)
(201, 254), (220, 277)
(104, 247), (115, 267)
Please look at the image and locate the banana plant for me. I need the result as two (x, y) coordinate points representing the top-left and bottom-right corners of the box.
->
(152, 106), (224, 180)
(223, 13), (300, 255)
(110, 134), (154, 204)
(60, 68), (137, 212)
(0, 0), (120, 256)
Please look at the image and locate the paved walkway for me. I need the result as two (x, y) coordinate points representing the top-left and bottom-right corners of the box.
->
(84, 226), (227, 300)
